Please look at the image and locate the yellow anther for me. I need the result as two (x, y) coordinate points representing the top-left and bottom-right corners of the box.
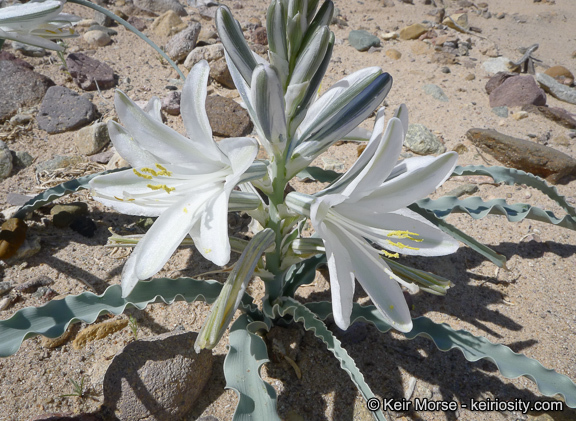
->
(45, 29), (57, 34)
(114, 196), (124, 201)
(147, 184), (175, 193)
(380, 250), (400, 259)
(389, 305), (394, 310)
(155, 164), (172, 176)
(133, 168), (152, 180)
(387, 230), (423, 242)
(183, 207), (188, 213)
(204, 248), (212, 254)
(386, 240), (420, 251)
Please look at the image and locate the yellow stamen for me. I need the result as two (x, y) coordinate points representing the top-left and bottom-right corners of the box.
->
(387, 230), (423, 242)
(386, 240), (420, 251)
(204, 248), (212, 254)
(389, 305), (394, 310)
(140, 164), (172, 177)
(183, 207), (188, 213)
(146, 184), (175, 193)
(380, 250), (400, 259)
(133, 168), (152, 180)
(45, 29), (57, 34)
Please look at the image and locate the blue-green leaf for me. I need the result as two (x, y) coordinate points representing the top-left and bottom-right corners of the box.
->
(0, 278), (259, 358)
(282, 253), (326, 298)
(224, 314), (279, 421)
(417, 196), (576, 230)
(306, 302), (576, 408)
(452, 165), (576, 215)
(295, 166), (341, 183)
(14, 168), (125, 219)
(266, 298), (387, 421)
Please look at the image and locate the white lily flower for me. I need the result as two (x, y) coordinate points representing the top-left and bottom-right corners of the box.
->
(286, 105), (459, 332)
(89, 60), (262, 297)
(0, 1), (79, 51)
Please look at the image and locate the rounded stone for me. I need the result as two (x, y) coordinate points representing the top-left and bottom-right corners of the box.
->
(0, 140), (13, 181)
(102, 330), (214, 421)
(544, 65), (574, 84)
(348, 30), (381, 52)
(84, 30), (112, 47)
(404, 124), (446, 155)
(385, 49), (402, 60)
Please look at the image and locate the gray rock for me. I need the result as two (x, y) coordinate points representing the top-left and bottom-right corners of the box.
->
(348, 30), (380, 52)
(489, 75), (546, 108)
(102, 330), (213, 421)
(536, 72), (576, 106)
(466, 128), (576, 184)
(482, 57), (513, 75)
(0, 50), (34, 69)
(183, 43), (224, 69)
(37, 86), (98, 134)
(69, 50), (115, 90)
(84, 29), (112, 47)
(446, 183), (479, 197)
(423, 84), (449, 102)
(11, 41), (47, 57)
(0, 60), (55, 123)
(6, 193), (32, 206)
(165, 22), (202, 63)
(209, 58), (234, 89)
(492, 106), (508, 118)
(36, 155), (86, 175)
(205, 95), (253, 137)
(161, 91), (181, 115)
(198, 5), (218, 20)
(11, 151), (34, 168)
(94, 9), (113, 27)
(0, 282), (13, 296)
(404, 124), (446, 155)
(252, 26), (268, 45)
(0, 140), (13, 181)
(522, 105), (576, 129)
(134, 0), (187, 16)
(89, 148), (115, 164)
(127, 16), (147, 31)
(75, 122), (111, 155)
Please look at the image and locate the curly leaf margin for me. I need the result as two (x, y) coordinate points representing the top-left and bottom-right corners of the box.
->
(417, 196), (576, 231)
(452, 165), (576, 216)
(306, 301), (576, 408)
(0, 278), (259, 358)
(224, 314), (280, 421)
(266, 297), (388, 421)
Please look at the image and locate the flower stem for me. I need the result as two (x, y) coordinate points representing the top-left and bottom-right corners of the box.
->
(68, 0), (185, 80)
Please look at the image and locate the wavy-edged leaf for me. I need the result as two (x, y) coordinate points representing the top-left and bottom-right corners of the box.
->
(282, 253), (326, 298)
(417, 196), (576, 231)
(266, 298), (387, 421)
(224, 314), (279, 421)
(14, 168), (125, 219)
(306, 302), (576, 408)
(0, 278), (259, 358)
(409, 202), (507, 268)
(452, 165), (576, 216)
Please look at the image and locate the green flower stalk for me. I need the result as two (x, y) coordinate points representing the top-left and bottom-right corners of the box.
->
(195, 228), (275, 352)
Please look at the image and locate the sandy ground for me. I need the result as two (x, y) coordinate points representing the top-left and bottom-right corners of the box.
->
(1, 0), (576, 420)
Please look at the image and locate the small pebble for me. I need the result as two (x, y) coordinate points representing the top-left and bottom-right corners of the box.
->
(441, 66), (451, 73)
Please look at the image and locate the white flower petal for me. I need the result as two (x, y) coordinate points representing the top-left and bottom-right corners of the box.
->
(114, 90), (222, 171)
(218, 137), (259, 178)
(346, 235), (413, 332)
(181, 61), (224, 162)
(342, 152), (458, 213)
(318, 221), (355, 330)
(0, 1), (62, 24)
(192, 190), (231, 266)
(133, 192), (214, 281)
(107, 121), (158, 168)
(0, 28), (63, 50)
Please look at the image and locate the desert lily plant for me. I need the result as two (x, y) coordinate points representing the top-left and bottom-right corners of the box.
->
(1, 1), (576, 420)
